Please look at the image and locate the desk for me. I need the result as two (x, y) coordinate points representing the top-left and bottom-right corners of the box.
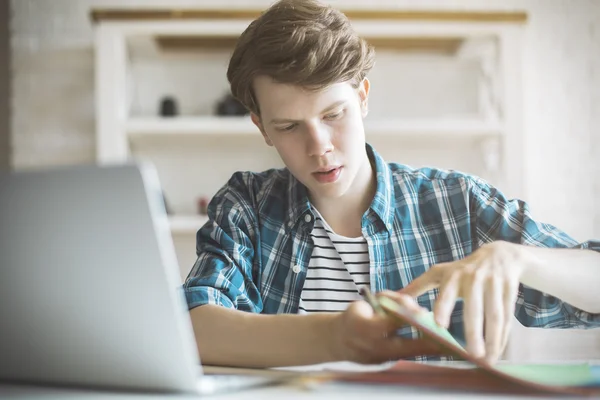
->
(1, 361), (595, 400)
(0, 382), (540, 400)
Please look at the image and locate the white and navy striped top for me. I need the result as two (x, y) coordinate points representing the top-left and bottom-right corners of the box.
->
(298, 208), (370, 314)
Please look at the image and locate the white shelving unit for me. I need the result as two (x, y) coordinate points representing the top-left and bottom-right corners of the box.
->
(92, 10), (600, 365)
(91, 7), (526, 283)
(90, 6), (536, 362)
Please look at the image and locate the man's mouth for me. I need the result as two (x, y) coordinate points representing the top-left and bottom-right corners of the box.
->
(312, 166), (343, 183)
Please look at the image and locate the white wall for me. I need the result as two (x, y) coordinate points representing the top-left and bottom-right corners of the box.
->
(10, 0), (600, 361)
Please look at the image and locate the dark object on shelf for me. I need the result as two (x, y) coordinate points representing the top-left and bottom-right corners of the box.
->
(216, 93), (248, 116)
(159, 96), (178, 117)
(197, 197), (209, 215)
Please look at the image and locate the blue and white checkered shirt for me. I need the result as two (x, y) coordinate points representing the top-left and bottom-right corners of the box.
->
(183, 144), (600, 346)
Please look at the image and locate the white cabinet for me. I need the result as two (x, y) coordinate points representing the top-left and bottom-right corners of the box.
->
(95, 8), (600, 364)
(90, 8), (526, 281)
(91, 9), (600, 364)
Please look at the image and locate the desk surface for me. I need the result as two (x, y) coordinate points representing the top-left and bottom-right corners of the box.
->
(0, 382), (539, 400)
(1, 360), (596, 400)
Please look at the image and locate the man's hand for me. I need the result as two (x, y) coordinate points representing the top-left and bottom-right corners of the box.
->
(399, 241), (539, 363)
(329, 291), (446, 364)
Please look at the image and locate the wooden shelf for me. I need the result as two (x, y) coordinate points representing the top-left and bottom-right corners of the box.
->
(169, 215), (209, 235)
(91, 9), (527, 23)
(155, 35), (464, 54)
(155, 36), (240, 50)
(126, 116), (503, 141)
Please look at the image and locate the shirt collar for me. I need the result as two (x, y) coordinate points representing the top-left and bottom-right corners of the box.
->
(367, 143), (395, 232)
(285, 170), (311, 233)
(284, 143), (395, 233)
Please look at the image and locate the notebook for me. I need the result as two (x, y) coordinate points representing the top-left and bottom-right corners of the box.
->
(332, 296), (600, 396)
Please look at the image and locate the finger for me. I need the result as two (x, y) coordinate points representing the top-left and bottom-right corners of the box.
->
(500, 280), (519, 354)
(463, 268), (485, 359)
(399, 265), (445, 298)
(373, 292), (424, 335)
(433, 271), (460, 328)
(349, 301), (391, 339)
(378, 291), (428, 314)
(483, 277), (504, 363)
(352, 299), (378, 319)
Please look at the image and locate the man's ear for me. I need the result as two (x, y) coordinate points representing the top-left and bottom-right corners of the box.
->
(251, 113), (273, 146)
(358, 78), (370, 118)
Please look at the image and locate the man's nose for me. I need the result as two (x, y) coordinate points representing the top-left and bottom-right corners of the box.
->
(306, 122), (333, 157)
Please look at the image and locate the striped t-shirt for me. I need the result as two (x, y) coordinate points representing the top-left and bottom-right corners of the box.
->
(298, 208), (370, 314)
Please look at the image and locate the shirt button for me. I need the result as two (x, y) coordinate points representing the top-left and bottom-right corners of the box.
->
(292, 264), (301, 274)
(304, 214), (312, 223)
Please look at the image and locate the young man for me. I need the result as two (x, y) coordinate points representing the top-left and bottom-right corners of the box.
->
(183, 0), (600, 368)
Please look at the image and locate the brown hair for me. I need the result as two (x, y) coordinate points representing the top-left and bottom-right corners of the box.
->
(227, 0), (375, 116)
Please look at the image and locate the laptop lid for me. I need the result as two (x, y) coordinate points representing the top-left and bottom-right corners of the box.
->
(0, 163), (201, 393)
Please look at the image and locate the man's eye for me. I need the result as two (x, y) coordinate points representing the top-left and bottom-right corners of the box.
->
(324, 110), (344, 120)
(277, 124), (297, 132)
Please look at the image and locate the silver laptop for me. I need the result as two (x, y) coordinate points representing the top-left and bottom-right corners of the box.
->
(0, 163), (286, 395)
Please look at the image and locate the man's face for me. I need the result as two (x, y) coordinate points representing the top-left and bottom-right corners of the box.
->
(251, 76), (370, 202)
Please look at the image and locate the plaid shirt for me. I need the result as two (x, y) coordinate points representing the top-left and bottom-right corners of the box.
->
(184, 144), (600, 346)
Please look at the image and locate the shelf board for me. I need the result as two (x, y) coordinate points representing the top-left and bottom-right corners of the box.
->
(169, 215), (209, 235)
(91, 8), (527, 55)
(155, 35), (463, 55)
(91, 9), (527, 23)
(127, 116), (256, 137)
(127, 116), (503, 140)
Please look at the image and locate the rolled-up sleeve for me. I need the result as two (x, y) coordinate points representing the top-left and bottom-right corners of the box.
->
(468, 176), (600, 328)
(183, 173), (263, 313)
